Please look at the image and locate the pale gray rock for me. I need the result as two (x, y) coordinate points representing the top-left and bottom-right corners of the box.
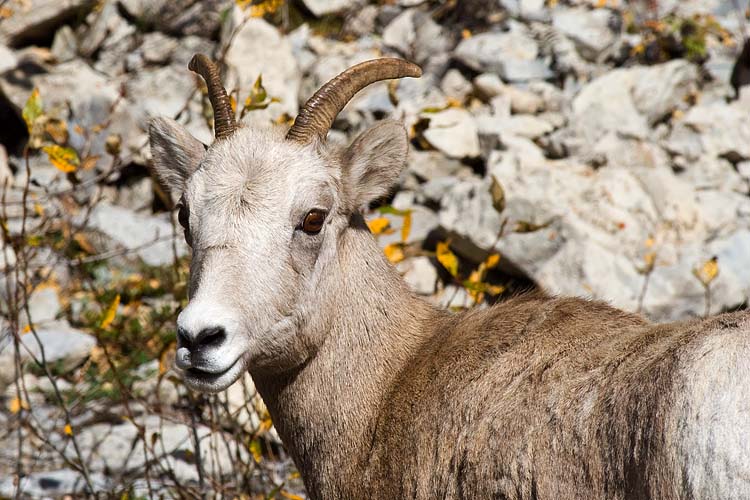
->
(570, 67), (649, 150)
(738, 161), (750, 180)
(0, 469), (109, 498)
(0, 44), (17, 74)
(84, 202), (188, 266)
(0, 321), (96, 373)
(551, 7), (617, 61)
(500, 0), (547, 20)
(591, 133), (669, 169)
(384, 9), (450, 70)
(127, 63), (212, 146)
(344, 4), (379, 37)
(437, 284), (473, 309)
(170, 35), (216, 69)
(477, 114), (554, 140)
(422, 108), (480, 159)
(50, 25), (78, 62)
(398, 256), (438, 295)
(419, 176), (465, 205)
(23, 286), (62, 326)
(222, 11), (300, 124)
(632, 60), (699, 125)
(440, 69), (472, 101)
(675, 155), (748, 192)
(0, 0), (94, 46)
(0, 145), (10, 188)
(78, 0), (118, 57)
(115, 177), (155, 213)
(140, 32), (178, 64)
(131, 361), (180, 407)
(665, 99), (750, 161)
(66, 415), (245, 480)
(473, 73), (545, 114)
(455, 29), (553, 81)
(92, 11), (136, 77)
(407, 150), (466, 181)
(119, 0), (227, 37)
(438, 145), (748, 320)
(0, 60), (142, 163)
(302, 0), (358, 16)
(455, 30), (538, 72)
(571, 61), (698, 155)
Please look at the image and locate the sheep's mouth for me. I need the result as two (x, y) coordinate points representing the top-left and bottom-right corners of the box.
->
(181, 356), (246, 392)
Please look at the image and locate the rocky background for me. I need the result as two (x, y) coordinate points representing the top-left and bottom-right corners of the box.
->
(1, 0), (750, 497)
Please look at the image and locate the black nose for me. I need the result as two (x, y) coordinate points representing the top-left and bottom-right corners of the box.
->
(177, 326), (227, 351)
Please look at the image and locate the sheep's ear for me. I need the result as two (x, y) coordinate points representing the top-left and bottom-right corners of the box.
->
(148, 117), (206, 198)
(342, 120), (409, 209)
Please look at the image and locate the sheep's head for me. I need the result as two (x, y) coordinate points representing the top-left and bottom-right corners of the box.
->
(149, 55), (421, 392)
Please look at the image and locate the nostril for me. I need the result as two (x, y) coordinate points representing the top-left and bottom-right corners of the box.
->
(195, 326), (227, 348)
(177, 326), (192, 349)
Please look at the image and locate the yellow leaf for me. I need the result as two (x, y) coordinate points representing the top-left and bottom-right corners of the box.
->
(249, 439), (262, 463)
(461, 29), (472, 39)
(22, 88), (43, 133)
(485, 254), (501, 269)
(383, 243), (405, 264)
(446, 97), (463, 108)
(596, 0), (606, 7)
(259, 415), (274, 434)
(0, 6), (13, 18)
(243, 0), (284, 17)
(9, 397), (29, 414)
(401, 212), (412, 243)
(158, 342), (175, 375)
(100, 294), (120, 329)
(367, 217), (391, 235)
(436, 241), (459, 277)
(280, 491), (304, 500)
(33, 203), (44, 217)
(43, 145), (79, 173)
(486, 284), (505, 296)
(64, 424), (73, 436)
(693, 257), (719, 287)
(22, 324), (31, 334)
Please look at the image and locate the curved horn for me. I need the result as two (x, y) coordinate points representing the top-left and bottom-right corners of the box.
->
(188, 54), (237, 141)
(286, 58), (422, 144)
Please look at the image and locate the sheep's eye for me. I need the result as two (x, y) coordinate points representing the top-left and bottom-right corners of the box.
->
(177, 204), (189, 230)
(301, 209), (326, 234)
(176, 200), (192, 246)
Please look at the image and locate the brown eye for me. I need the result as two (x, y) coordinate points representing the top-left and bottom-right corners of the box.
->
(301, 209), (326, 234)
(176, 200), (192, 246)
(177, 203), (189, 230)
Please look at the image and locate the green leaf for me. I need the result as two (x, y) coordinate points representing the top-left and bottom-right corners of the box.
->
(22, 88), (43, 133)
(376, 205), (411, 217)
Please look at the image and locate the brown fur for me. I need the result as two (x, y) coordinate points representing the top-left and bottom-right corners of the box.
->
(252, 219), (750, 500)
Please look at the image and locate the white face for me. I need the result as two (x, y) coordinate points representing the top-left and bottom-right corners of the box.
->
(149, 119), (409, 392)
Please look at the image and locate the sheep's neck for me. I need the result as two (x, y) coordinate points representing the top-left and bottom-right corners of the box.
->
(253, 218), (436, 499)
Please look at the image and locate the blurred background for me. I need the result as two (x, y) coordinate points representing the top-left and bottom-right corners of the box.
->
(1, 0), (750, 497)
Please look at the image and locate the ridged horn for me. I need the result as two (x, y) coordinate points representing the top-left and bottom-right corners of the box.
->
(286, 58), (422, 144)
(188, 54), (237, 141)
